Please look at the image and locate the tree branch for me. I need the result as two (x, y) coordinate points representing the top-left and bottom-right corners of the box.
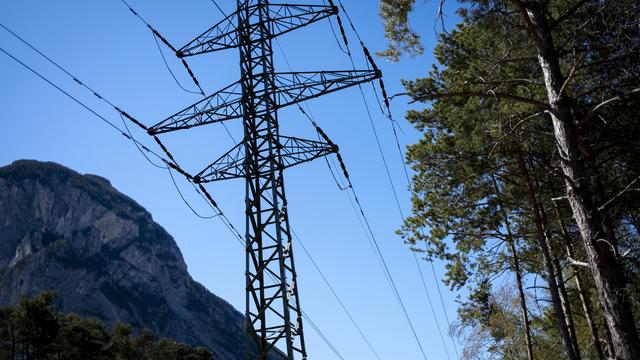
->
(584, 87), (640, 120)
(549, 0), (590, 29)
(597, 175), (640, 211)
(407, 91), (551, 109)
(567, 257), (590, 268)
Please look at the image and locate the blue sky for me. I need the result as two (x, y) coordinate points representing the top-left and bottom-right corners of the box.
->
(1, 1), (464, 359)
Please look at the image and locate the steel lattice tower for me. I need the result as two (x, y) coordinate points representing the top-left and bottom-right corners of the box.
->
(148, 1), (379, 358)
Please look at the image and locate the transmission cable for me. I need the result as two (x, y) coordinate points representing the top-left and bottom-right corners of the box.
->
(117, 0), (238, 145)
(152, 33), (202, 95)
(331, 3), (461, 358)
(118, 112), (167, 169)
(291, 228), (383, 360)
(338, 3), (461, 357)
(177, 8), (352, 358)
(0, 29), (313, 357)
(0, 24), (228, 219)
(0, 47), (160, 161)
(278, 4), (430, 358)
(167, 167), (220, 219)
(1, 45), (228, 222)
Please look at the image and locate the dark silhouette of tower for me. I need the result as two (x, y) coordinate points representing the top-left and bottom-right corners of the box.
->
(147, 1), (379, 358)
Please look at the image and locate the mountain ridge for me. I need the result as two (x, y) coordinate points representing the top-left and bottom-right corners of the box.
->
(0, 159), (246, 360)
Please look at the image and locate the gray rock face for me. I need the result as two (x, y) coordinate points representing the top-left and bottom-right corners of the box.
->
(0, 160), (245, 360)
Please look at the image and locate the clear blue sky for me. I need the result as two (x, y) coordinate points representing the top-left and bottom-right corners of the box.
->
(1, 1), (464, 359)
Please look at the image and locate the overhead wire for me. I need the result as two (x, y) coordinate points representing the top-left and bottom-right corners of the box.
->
(118, 112), (168, 169)
(330, 2), (461, 359)
(167, 167), (221, 220)
(118, 0), (205, 97)
(3, 12), (341, 358)
(291, 228), (383, 360)
(0, 25), (226, 226)
(194, 3), (351, 357)
(152, 34), (203, 95)
(208, 0), (226, 16)
(2, 2), (438, 358)
(319, 2), (433, 359)
(117, 0), (238, 144)
(0, 47), (160, 160)
(191, 182), (347, 360)
(119, 0), (343, 354)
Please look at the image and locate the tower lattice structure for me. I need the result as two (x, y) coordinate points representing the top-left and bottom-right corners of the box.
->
(147, 1), (380, 358)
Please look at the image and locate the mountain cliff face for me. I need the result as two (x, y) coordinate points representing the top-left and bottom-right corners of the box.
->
(0, 160), (245, 360)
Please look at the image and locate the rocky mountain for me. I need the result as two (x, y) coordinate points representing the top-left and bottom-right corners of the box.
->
(0, 160), (246, 360)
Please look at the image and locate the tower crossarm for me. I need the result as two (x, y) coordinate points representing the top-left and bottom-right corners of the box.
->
(194, 135), (337, 183)
(273, 70), (380, 106)
(177, 3), (337, 57)
(148, 80), (243, 135)
(148, 69), (379, 135)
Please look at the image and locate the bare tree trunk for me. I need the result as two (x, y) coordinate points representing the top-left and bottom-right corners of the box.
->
(516, 2), (640, 358)
(492, 174), (535, 360)
(515, 149), (579, 360)
(550, 192), (606, 360)
(603, 321), (616, 359)
(553, 256), (581, 358)
(533, 168), (582, 358)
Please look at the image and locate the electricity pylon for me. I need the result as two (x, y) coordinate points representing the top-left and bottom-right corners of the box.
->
(148, 1), (379, 358)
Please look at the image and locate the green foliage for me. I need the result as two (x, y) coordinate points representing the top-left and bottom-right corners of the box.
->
(456, 282), (566, 360)
(380, 0), (640, 358)
(378, 0), (422, 60)
(0, 292), (214, 360)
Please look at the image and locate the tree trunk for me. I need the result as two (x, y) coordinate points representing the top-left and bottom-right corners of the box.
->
(492, 175), (535, 360)
(532, 168), (582, 358)
(553, 256), (581, 358)
(517, 2), (640, 358)
(604, 321), (616, 359)
(550, 190), (606, 360)
(515, 148), (579, 360)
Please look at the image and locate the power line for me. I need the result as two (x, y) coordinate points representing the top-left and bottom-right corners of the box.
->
(275, 36), (397, 359)
(0, 47), (157, 159)
(413, 253), (453, 360)
(167, 166), (220, 219)
(117, 3), (343, 356)
(152, 33), (202, 95)
(118, 0), (238, 147)
(332, 3), (462, 359)
(302, 312), (346, 360)
(0, 44), (230, 223)
(119, 112), (168, 169)
(0, 23), (120, 111)
(353, 61), (453, 360)
(321, 3), (432, 359)
(0, 26), (240, 241)
(429, 260), (459, 357)
(0, 22), (147, 133)
(291, 228), (383, 360)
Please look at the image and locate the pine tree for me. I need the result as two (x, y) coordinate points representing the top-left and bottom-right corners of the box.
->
(380, 0), (640, 358)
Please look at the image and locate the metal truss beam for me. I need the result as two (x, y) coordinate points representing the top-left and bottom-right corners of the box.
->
(193, 135), (337, 183)
(148, 69), (379, 134)
(152, 1), (380, 358)
(177, 4), (337, 57)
